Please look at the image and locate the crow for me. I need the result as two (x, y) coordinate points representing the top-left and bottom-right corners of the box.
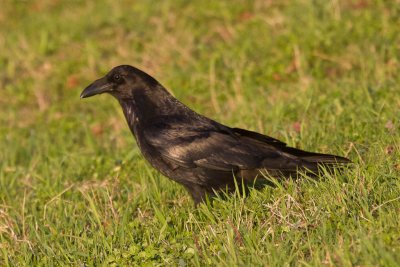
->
(81, 65), (351, 204)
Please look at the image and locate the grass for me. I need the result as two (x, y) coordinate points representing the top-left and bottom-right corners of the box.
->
(1, 0), (399, 265)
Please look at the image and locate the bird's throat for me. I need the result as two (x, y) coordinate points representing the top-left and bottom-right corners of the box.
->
(119, 99), (139, 136)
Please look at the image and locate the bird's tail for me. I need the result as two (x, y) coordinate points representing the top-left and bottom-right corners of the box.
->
(282, 146), (349, 163)
(232, 127), (351, 177)
(259, 151), (351, 179)
(277, 146), (352, 176)
(294, 149), (351, 175)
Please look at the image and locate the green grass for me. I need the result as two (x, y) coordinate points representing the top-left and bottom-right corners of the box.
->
(1, 0), (399, 265)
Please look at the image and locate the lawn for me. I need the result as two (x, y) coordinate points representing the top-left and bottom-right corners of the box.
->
(1, 0), (399, 266)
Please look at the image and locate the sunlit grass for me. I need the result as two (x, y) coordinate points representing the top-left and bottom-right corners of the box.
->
(1, 0), (399, 265)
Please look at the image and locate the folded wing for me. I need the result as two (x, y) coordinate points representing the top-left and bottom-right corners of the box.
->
(143, 116), (350, 181)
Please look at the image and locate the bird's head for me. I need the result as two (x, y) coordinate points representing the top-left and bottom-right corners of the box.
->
(80, 65), (159, 100)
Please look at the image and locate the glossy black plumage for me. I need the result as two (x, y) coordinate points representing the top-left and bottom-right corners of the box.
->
(81, 65), (351, 204)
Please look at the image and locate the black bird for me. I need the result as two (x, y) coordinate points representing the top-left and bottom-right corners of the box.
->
(81, 65), (350, 204)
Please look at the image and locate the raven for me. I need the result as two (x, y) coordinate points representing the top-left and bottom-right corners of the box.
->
(81, 65), (350, 204)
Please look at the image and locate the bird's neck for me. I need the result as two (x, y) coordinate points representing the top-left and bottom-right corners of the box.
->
(118, 86), (189, 133)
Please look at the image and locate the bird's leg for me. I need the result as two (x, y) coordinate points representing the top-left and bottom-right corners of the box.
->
(183, 184), (207, 206)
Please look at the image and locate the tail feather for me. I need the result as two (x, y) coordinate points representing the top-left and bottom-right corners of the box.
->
(259, 153), (351, 179)
(299, 152), (351, 176)
(232, 127), (351, 177)
(282, 147), (351, 164)
(233, 127), (351, 164)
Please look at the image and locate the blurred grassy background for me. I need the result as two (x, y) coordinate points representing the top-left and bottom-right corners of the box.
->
(0, 0), (399, 265)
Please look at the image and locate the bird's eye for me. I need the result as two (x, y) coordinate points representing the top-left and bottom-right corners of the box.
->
(113, 74), (121, 81)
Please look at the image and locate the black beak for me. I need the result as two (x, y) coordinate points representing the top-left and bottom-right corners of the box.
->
(80, 77), (113, 99)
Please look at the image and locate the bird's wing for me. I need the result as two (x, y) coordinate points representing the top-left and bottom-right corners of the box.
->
(231, 127), (287, 148)
(143, 119), (275, 172)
